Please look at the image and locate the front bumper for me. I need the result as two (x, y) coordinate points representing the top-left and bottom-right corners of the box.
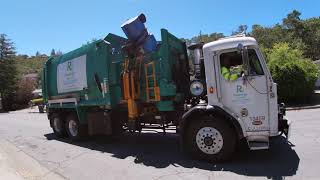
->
(278, 103), (292, 140)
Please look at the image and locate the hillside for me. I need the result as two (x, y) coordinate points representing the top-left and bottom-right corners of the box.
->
(14, 55), (48, 77)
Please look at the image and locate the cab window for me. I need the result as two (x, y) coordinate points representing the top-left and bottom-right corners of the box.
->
(220, 51), (243, 68)
(220, 51), (243, 81)
(219, 49), (264, 80)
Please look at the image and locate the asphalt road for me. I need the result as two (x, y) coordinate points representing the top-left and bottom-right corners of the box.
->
(0, 108), (318, 180)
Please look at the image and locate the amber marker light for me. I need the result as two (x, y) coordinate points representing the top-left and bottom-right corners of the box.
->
(209, 87), (215, 94)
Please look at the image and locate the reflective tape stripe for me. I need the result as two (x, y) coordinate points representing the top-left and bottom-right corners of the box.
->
(230, 74), (238, 81)
(221, 67), (230, 80)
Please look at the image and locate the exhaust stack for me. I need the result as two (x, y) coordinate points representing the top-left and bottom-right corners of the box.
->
(188, 43), (204, 79)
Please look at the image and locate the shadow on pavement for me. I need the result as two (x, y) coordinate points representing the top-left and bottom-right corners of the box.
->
(44, 132), (299, 180)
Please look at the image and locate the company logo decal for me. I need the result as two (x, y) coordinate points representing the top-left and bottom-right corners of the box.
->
(232, 84), (250, 105)
(67, 61), (72, 71)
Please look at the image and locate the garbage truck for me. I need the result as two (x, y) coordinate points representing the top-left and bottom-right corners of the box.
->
(42, 14), (291, 161)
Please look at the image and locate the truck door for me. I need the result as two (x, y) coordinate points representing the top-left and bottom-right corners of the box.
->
(217, 47), (270, 133)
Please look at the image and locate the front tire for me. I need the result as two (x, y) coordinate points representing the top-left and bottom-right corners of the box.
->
(186, 117), (237, 162)
(65, 113), (88, 141)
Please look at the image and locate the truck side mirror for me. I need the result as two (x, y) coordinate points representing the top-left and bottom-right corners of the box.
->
(237, 43), (250, 76)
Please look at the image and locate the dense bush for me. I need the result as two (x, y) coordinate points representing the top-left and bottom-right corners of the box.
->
(268, 43), (319, 103)
(2, 91), (17, 111)
(2, 79), (35, 111)
(15, 79), (35, 109)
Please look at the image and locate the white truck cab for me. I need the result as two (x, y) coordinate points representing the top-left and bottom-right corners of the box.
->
(182, 35), (290, 161)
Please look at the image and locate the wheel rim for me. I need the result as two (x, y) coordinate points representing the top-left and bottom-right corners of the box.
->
(53, 117), (61, 133)
(196, 127), (223, 154)
(68, 119), (78, 137)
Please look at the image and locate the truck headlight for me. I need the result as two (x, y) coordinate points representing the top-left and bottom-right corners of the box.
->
(190, 81), (204, 96)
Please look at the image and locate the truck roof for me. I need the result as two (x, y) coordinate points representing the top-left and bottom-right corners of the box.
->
(203, 36), (258, 52)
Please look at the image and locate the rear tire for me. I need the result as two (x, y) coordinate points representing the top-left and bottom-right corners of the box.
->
(65, 113), (88, 141)
(185, 116), (237, 162)
(50, 113), (67, 138)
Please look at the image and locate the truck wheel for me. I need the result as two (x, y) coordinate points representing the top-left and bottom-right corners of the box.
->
(65, 114), (87, 141)
(50, 114), (67, 138)
(186, 117), (236, 162)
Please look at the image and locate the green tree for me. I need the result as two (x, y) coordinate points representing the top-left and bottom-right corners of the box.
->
(187, 32), (225, 44)
(268, 43), (303, 66)
(55, 50), (63, 56)
(50, 49), (56, 56)
(250, 24), (291, 49)
(0, 34), (18, 110)
(82, 38), (98, 47)
(282, 10), (303, 36)
(299, 18), (320, 60)
(281, 10), (317, 59)
(0, 34), (15, 60)
(267, 43), (319, 103)
(250, 10), (320, 60)
(232, 25), (248, 35)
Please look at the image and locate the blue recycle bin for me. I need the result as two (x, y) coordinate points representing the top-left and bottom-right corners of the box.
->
(121, 13), (157, 53)
(121, 14), (146, 42)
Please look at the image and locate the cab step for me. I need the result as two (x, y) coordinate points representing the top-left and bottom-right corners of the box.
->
(247, 136), (269, 150)
(248, 141), (269, 150)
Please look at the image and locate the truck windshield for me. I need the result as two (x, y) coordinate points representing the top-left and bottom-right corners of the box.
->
(248, 49), (264, 76)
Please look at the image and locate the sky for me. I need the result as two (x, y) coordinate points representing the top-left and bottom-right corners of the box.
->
(0, 0), (319, 56)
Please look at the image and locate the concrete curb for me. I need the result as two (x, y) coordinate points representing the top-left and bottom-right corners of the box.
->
(286, 104), (320, 111)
